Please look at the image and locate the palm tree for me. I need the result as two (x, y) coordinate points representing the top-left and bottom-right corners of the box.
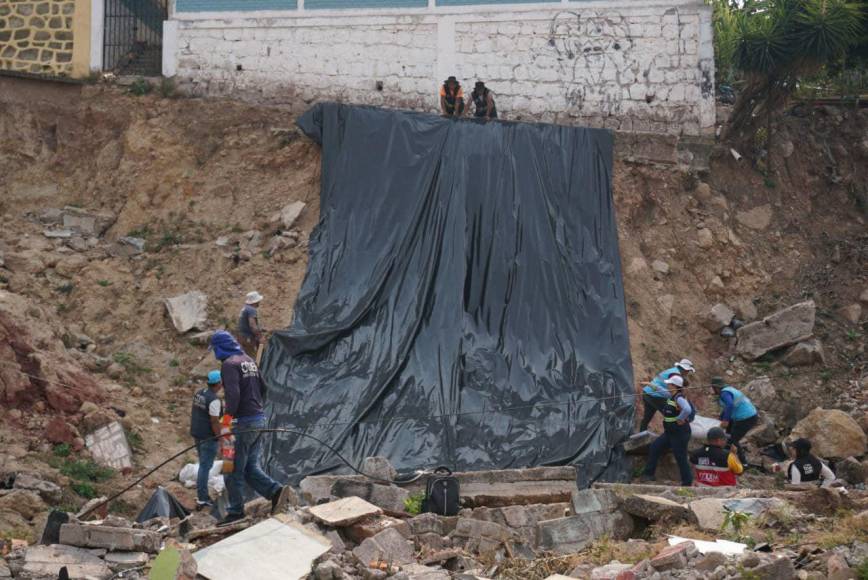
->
(721, 0), (863, 152)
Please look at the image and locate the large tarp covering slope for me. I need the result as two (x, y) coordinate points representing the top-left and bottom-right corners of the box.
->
(261, 103), (634, 487)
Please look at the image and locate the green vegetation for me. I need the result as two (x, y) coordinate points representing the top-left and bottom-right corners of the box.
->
(57, 282), (75, 295)
(855, 558), (868, 580)
(129, 78), (153, 96)
(53, 443), (71, 457)
(126, 430), (144, 452)
(97, 279), (112, 287)
(169, 358), (180, 368)
(710, 0), (864, 156)
(153, 230), (183, 251)
(158, 77), (178, 99)
(71, 482), (98, 499)
(59, 459), (115, 483)
(403, 491), (425, 515)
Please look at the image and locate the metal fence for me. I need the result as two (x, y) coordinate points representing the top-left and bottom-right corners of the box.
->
(104, 0), (167, 75)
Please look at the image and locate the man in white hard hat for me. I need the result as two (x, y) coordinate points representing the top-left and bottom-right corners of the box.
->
(641, 374), (694, 486)
(638, 358), (696, 431)
(237, 291), (265, 357)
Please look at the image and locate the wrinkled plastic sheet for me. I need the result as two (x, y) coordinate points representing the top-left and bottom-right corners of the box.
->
(261, 103), (634, 487)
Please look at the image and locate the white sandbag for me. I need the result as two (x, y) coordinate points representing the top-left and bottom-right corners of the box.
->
(690, 415), (722, 441)
(178, 461), (225, 494)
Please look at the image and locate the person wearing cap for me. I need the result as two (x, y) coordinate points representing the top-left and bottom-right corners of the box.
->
(639, 359), (696, 432)
(469, 81), (497, 120)
(190, 370), (224, 509)
(641, 374), (694, 486)
(690, 427), (743, 486)
(211, 330), (292, 525)
(238, 291), (265, 357)
(440, 76), (465, 118)
(778, 438), (836, 487)
(710, 377), (758, 463)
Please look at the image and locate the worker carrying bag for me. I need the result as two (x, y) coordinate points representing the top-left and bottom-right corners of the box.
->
(422, 466), (460, 516)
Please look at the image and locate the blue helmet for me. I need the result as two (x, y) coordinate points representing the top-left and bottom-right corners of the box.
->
(207, 370), (222, 385)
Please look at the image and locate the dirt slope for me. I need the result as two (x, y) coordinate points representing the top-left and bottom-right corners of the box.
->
(0, 77), (865, 523)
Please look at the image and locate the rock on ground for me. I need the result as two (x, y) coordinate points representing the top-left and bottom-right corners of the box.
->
(789, 408), (867, 459)
(621, 494), (691, 523)
(742, 376), (776, 409)
(353, 527), (415, 566)
(703, 303), (735, 332)
(782, 339), (826, 367)
(164, 291), (208, 333)
(736, 300), (816, 360)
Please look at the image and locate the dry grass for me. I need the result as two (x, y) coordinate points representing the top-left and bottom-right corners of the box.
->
(495, 552), (583, 580)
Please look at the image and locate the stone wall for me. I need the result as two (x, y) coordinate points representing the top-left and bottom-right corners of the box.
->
(170, 1), (715, 135)
(0, 0), (77, 76)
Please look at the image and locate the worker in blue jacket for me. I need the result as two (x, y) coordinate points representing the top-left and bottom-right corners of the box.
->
(711, 376), (758, 464)
(639, 358), (695, 431)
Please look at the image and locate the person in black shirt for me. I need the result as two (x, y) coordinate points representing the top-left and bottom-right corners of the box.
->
(783, 438), (836, 487)
(469, 81), (498, 120)
(190, 370), (223, 509)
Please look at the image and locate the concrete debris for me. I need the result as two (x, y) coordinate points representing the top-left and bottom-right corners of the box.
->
(43, 229), (74, 239)
(104, 551), (149, 572)
(536, 511), (633, 555)
(13, 473), (63, 505)
(788, 408), (867, 459)
(61, 206), (115, 236)
(14, 544), (112, 579)
(84, 421), (133, 470)
(651, 260), (670, 275)
(361, 457), (398, 482)
(624, 431), (656, 455)
(668, 536), (746, 556)
(353, 527), (415, 566)
(309, 497), (383, 527)
(651, 541), (695, 570)
(108, 236), (146, 257)
(59, 523), (160, 553)
(782, 339), (826, 367)
(685, 497), (727, 532)
(621, 494), (692, 522)
(164, 291), (208, 333)
(736, 300), (816, 360)
(331, 480), (409, 514)
(194, 516), (331, 580)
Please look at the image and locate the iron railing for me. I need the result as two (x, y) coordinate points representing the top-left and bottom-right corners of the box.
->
(104, 0), (167, 76)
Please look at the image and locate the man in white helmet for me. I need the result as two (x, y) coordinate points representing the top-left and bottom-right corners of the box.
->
(641, 374), (694, 486)
(237, 291), (265, 357)
(638, 358), (696, 432)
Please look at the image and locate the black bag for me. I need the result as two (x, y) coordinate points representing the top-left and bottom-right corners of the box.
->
(422, 467), (459, 516)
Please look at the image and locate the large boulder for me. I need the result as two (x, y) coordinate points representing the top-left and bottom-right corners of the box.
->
(736, 301), (815, 360)
(621, 495), (691, 523)
(782, 339), (826, 367)
(742, 376), (776, 409)
(789, 408), (867, 459)
(703, 303), (735, 332)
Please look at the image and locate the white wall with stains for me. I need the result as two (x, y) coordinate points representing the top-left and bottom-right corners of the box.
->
(168, 1), (714, 135)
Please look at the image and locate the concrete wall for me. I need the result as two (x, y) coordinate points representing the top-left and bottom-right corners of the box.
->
(169, 1), (714, 135)
(0, 0), (90, 77)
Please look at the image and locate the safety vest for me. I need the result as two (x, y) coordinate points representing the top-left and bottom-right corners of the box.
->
(643, 367), (679, 398)
(190, 387), (221, 440)
(662, 396), (689, 432)
(720, 386), (757, 421)
(691, 445), (738, 487)
(790, 455), (823, 483)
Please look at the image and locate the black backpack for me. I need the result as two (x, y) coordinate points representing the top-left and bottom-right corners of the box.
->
(422, 466), (459, 516)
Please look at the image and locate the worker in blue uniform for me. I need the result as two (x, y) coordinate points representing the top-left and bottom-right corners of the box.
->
(638, 358), (695, 431)
(711, 376), (758, 464)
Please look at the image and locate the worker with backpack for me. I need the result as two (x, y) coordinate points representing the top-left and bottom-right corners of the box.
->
(641, 374), (695, 486)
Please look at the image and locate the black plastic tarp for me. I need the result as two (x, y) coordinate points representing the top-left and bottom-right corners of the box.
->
(261, 103), (634, 487)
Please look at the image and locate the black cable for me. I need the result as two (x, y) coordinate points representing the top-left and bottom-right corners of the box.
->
(79, 427), (426, 519)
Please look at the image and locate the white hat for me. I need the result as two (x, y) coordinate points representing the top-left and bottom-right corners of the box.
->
(245, 291), (264, 305)
(676, 358), (695, 373)
(665, 375), (684, 388)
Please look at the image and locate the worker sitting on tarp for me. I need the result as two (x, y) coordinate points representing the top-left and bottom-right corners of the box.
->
(711, 376), (758, 464)
(690, 427), (743, 487)
(776, 438), (837, 488)
(469, 81), (498, 120)
(641, 374), (694, 487)
(190, 370), (224, 509)
(211, 330), (292, 526)
(237, 291), (265, 357)
(440, 76), (465, 118)
(638, 358), (695, 432)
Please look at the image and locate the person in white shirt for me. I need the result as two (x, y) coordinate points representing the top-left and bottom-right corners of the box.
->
(780, 438), (836, 487)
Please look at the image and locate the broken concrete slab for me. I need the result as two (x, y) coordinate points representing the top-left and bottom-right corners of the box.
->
(61, 206), (115, 236)
(736, 300), (816, 360)
(452, 518), (515, 543)
(345, 515), (410, 543)
(17, 544), (112, 579)
(536, 511), (633, 555)
(59, 523), (160, 553)
(309, 497), (383, 527)
(572, 489), (618, 515)
(330, 479), (409, 513)
(651, 541), (693, 571)
(108, 236), (146, 258)
(621, 494), (692, 522)
(84, 421), (133, 470)
(460, 480), (576, 508)
(164, 291), (208, 333)
(195, 516), (331, 580)
(624, 431), (656, 455)
(13, 472), (63, 504)
(43, 229), (74, 239)
(272, 201), (306, 230)
(689, 498), (728, 532)
(353, 527), (415, 566)
(104, 551), (149, 572)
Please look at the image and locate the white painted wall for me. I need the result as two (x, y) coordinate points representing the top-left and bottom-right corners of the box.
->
(90, 0), (104, 71)
(170, 1), (715, 135)
(163, 19), (179, 77)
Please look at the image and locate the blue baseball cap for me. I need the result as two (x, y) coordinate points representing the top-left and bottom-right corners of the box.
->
(207, 370), (221, 385)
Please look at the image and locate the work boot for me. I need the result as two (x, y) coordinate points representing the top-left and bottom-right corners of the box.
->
(271, 485), (292, 515)
(195, 500), (214, 511)
(217, 513), (246, 527)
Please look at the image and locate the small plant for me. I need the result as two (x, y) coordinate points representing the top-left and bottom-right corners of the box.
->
(84, 71), (102, 84)
(158, 77), (177, 98)
(129, 78), (152, 96)
(846, 329), (863, 341)
(231, 224), (243, 234)
(53, 443), (71, 457)
(112, 351), (152, 383)
(169, 358), (180, 368)
(60, 459), (115, 483)
(126, 430), (144, 452)
(56, 303), (70, 314)
(97, 279), (112, 287)
(403, 492), (425, 515)
(57, 282), (75, 295)
(855, 558), (868, 580)
(153, 231), (183, 251)
(127, 226), (152, 239)
(674, 487), (695, 498)
(71, 482), (98, 499)
(820, 369), (833, 383)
